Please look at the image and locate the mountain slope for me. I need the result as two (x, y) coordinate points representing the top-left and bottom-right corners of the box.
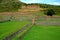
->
(0, 0), (22, 12)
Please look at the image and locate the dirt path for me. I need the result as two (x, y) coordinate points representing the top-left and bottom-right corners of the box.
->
(3, 23), (32, 40)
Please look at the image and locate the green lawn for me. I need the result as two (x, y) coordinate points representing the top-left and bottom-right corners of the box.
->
(22, 25), (60, 40)
(0, 21), (28, 40)
(12, 24), (32, 40)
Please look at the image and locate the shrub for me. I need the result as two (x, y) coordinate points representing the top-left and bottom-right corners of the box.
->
(44, 9), (55, 16)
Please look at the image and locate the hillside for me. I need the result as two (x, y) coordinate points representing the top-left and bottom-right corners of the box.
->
(0, 0), (60, 12)
(0, 0), (23, 12)
(0, 0), (60, 15)
(19, 3), (60, 15)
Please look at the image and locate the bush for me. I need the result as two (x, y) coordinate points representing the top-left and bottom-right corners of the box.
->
(44, 9), (55, 16)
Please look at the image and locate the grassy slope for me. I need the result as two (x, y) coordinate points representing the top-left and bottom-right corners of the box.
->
(22, 25), (60, 40)
(0, 21), (28, 40)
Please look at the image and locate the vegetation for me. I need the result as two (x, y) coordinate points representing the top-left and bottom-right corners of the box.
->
(0, 0), (60, 16)
(0, 21), (28, 40)
(23, 3), (60, 15)
(44, 9), (55, 16)
(39, 4), (60, 15)
(22, 25), (60, 40)
(0, 0), (22, 12)
(0, 1), (60, 40)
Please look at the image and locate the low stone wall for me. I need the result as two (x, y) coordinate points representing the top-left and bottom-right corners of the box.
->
(0, 12), (34, 22)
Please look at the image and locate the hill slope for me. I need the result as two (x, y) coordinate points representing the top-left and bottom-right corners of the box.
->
(0, 0), (22, 12)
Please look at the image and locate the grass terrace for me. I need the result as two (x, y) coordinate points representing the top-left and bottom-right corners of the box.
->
(0, 21), (29, 40)
(22, 25), (60, 40)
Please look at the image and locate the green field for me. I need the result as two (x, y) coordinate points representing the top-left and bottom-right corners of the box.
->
(0, 15), (60, 40)
(0, 21), (28, 40)
(22, 25), (60, 40)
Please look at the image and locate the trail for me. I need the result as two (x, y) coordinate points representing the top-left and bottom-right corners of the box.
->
(3, 23), (32, 40)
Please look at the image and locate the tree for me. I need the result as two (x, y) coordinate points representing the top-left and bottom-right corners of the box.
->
(45, 9), (55, 16)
